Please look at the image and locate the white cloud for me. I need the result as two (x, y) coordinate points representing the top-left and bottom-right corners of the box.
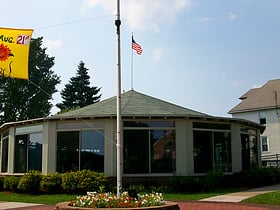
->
(152, 48), (164, 61)
(43, 39), (63, 51)
(81, 0), (191, 31)
(228, 11), (237, 21)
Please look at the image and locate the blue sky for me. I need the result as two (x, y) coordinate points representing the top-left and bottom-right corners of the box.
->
(1, 0), (280, 117)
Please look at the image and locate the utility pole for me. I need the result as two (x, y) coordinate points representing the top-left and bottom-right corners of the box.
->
(115, 0), (122, 197)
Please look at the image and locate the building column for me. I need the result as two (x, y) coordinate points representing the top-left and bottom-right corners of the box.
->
(42, 122), (57, 174)
(231, 124), (242, 173)
(176, 120), (193, 175)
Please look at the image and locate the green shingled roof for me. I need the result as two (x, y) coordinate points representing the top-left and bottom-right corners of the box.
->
(54, 90), (208, 118)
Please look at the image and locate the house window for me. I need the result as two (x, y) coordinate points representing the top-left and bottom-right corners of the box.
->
(261, 136), (269, 152)
(14, 133), (43, 173)
(123, 121), (176, 174)
(259, 112), (267, 125)
(57, 130), (104, 173)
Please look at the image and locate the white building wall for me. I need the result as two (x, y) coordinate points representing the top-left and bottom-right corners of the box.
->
(232, 109), (280, 158)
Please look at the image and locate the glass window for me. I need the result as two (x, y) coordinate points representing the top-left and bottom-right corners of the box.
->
(57, 131), (79, 173)
(1, 136), (9, 172)
(193, 131), (212, 173)
(80, 130), (104, 172)
(261, 136), (268, 152)
(57, 130), (105, 173)
(123, 130), (149, 173)
(151, 130), (175, 173)
(213, 132), (232, 172)
(14, 135), (28, 173)
(28, 133), (43, 171)
(193, 130), (232, 173)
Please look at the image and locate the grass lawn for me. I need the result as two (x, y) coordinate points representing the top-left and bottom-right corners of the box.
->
(0, 191), (219, 204)
(0, 192), (76, 204)
(1, 190), (280, 206)
(242, 191), (280, 206)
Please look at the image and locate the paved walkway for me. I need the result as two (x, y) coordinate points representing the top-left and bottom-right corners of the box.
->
(0, 184), (279, 209)
(200, 184), (280, 203)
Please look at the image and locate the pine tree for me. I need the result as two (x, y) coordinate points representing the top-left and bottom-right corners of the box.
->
(0, 37), (61, 123)
(57, 61), (101, 111)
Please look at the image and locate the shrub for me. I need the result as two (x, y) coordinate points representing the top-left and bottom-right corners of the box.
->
(18, 170), (42, 194)
(203, 170), (225, 191)
(61, 171), (76, 194)
(4, 176), (20, 192)
(169, 176), (203, 193)
(62, 170), (108, 194)
(242, 167), (280, 187)
(0, 176), (4, 191)
(126, 184), (145, 193)
(40, 173), (62, 194)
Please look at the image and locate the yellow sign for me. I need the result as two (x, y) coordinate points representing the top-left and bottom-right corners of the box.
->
(0, 27), (33, 80)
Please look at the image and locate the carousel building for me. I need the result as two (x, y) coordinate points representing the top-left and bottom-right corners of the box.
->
(0, 90), (263, 177)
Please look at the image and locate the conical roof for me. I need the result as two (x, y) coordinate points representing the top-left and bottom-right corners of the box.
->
(53, 90), (208, 119)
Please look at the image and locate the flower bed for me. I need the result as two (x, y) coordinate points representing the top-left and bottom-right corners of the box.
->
(71, 192), (164, 208)
(56, 192), (179, 210)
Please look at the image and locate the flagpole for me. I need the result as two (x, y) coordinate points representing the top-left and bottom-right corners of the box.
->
(130, 33), (134, 90)
(115, 0), (122, 197)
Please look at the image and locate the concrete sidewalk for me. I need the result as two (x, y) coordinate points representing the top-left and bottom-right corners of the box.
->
(200, 184), (280, 202)
(0, 202), (43, 210)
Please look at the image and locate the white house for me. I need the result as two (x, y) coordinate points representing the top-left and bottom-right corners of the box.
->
(229, 79), (280, 167)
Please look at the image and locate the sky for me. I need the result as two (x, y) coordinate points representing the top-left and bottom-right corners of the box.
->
(1, 0), (280, 117)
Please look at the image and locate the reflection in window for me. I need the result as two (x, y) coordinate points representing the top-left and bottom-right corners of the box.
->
(123, 121), (176, 174)
(193, 131), (212, 173)
(28, 133), (43, 171)
(193, 130), (232, 173)
(14, 135), (28, 173)
(57, 131), (79, 173)
(123, 130), (149, 174)
(14, 133), (43, 173)
(80, 130), (104, 172)
(57, 130), (104, 173)
(151, 130), (175, 173)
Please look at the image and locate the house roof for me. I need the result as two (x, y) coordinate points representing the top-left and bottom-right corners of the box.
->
(52, 89), (208, 119)
(229, 79), (280, 114)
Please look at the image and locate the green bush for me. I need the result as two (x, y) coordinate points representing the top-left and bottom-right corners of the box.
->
(203, 170), (225, 191)
(61, 171), (77, 194)
(0, 176), (4, 191)
(170, 176), (203, 193)
(243, 167), (280, 187)
(4, 176), (20, 192)
(18, 170), (42, 194)
(40, 173), (62, 194)
(62, 170), (108, 194)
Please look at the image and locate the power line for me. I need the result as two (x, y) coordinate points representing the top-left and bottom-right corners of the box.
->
(35, 15), (114, 31)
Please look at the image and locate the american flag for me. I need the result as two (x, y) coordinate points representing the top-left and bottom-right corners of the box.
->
(132, 36), (142, 55)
